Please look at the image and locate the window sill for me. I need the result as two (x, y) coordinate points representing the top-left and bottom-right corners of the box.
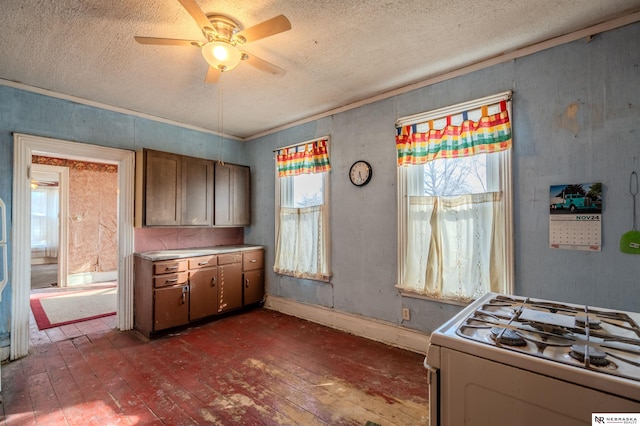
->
(396, 287), (471, 307)
(275, 270), (332, 284)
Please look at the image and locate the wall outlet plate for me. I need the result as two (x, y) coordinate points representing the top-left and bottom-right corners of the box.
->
(402, 307), (411, 321)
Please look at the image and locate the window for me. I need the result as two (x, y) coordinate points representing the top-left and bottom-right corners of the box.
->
(31, 185), (59, 259)
(396, 92), (513, 303)
(274, 138), (332, 281)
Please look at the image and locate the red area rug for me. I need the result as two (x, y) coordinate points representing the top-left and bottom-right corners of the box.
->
(30, 286), (116, 330)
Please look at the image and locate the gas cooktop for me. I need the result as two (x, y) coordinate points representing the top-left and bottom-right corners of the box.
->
(455, 294), (640, 383)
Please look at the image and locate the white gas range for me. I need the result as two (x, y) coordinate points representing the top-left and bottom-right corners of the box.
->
(425, 293), (640, 425)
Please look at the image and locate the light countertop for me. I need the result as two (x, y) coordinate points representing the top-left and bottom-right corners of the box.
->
(134, 244), (263, 261)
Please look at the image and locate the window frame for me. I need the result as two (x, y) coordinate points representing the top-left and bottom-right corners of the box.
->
(395, 92), (514, 304)
(273, 136), (332, 282)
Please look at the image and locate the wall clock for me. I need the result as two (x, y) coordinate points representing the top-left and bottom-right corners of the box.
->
(349, 160), (372, 186)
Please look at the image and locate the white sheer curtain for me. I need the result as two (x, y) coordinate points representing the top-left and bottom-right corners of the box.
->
(403, 191), (504, 302)
(274, 173), (331, 281)
(31, 186), (59, 259)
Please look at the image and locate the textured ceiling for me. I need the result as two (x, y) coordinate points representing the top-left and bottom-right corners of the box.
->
(1, 0), (640, 139)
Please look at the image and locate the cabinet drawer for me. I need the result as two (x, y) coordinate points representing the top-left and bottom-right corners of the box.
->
(243, 250), (264, 271)
(154, 272), (188, 288)
(189, 255), (217, 269)
(218, 253), (242, 265)
(153, 260), (188, 275)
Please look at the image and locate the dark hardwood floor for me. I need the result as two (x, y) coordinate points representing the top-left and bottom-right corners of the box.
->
(1, 308), (429, 425)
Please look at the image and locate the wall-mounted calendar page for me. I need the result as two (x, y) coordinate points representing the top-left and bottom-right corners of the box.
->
(549, 182), (602, 251)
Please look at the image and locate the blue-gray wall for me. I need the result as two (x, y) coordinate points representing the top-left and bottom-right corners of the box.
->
(1, 21), (639, 349)
(0, 87), (243, 349)
(245, 21), (640, 333)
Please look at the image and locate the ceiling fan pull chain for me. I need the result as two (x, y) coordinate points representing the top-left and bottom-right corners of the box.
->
(217, 76), (225, 166)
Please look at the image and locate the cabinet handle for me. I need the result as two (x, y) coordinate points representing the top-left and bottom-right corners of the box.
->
(211, 276), (216, 287)
(250, 259), (257, 263)
(245, 278), (249, 288)
(198, 261), (208, 266)
(165, 278), (178, 284)
(165, 266), (178, 271)
(181, 286), (188, 304)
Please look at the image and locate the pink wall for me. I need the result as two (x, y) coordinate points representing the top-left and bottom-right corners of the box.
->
(134, 227), (243, 252)
(33, 156), (118, 274)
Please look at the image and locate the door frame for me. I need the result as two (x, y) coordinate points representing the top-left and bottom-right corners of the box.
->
(11, 133), (135, 360)
(31, 164), (69, 287)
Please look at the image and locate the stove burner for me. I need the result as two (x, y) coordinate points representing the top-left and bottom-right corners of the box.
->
(575, 316), (601, 329)
(490, 328), (526, 346)
(569, 344), (610, 366)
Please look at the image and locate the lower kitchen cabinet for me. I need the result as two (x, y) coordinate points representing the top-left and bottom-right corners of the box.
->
(134, 247), (265, 337)
(243, 249), (265, 305)
(189, 256), (218, 321)
(218, 253), (243, 313)
(154, 285), (189, 330)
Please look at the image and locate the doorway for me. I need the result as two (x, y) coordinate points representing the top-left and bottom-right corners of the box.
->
(11, 133), (135, 360)
(30, 164), (68, 289)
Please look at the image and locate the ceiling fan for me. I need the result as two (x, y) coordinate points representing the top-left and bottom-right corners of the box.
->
(135, 0), (291, 83)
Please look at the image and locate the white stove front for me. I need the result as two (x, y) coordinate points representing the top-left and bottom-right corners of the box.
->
(425, 293), (640, 425)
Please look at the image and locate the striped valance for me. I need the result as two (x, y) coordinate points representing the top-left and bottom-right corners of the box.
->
(396, 101), (512, 166)
(276, 138), (331, 177)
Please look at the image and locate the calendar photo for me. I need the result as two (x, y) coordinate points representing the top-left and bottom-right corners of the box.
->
(549, 182), (602, 251)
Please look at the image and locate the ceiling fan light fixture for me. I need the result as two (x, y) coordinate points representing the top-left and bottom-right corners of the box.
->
(202, 41), (241, 72)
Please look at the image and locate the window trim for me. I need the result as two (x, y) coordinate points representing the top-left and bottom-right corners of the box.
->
(273, 136), (332, 283)
(396, 92), (514, 303)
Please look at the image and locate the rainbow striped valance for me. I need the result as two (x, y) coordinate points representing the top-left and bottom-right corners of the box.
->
(396, 101), (512, 166)
(276, 138), (331, 177)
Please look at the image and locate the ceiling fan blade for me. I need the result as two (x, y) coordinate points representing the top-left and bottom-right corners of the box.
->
(135, 36), (202, 47)
(242, 52), (286, 75)
(177, 0), (214, 32)
(205, 66), (220, 84)
(235, 15), (291, 44)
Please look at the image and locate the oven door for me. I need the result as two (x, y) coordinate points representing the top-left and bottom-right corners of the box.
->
(439, 348), (640, 426)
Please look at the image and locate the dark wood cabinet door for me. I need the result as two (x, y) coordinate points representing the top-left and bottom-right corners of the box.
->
(154, 285), (189, 331)
(181, 156), (213, 226)
(232, 165), (250, 226)
(243, 270), (264, 306)
(189, 267), (218, 321)
(218, 262), (243, 313)
(145, 150), (181, 226)
(214, 163), (250, 226)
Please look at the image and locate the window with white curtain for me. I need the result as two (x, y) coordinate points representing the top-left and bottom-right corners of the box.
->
(396, 92), (514, 303)
(274, 138), (332, 281)
(31, 185), (59, 259)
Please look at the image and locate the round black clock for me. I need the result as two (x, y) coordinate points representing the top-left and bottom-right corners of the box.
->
(349, 160), (372, 186)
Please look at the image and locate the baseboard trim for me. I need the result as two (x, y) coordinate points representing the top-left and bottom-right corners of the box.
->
(67, 270), (117, 286)
(264, 295), (429, 354)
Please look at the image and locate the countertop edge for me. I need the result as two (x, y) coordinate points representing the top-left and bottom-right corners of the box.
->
(134, 245), (264, 261)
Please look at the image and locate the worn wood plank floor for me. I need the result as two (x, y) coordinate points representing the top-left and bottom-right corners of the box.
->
(1, 308), (428, 425)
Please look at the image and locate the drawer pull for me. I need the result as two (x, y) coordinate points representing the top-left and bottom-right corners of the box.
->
(198, 261), (209, 266)
(250, 259), (257, 263)
(165, 266), (178, 271)
(165, 278), (178, 284)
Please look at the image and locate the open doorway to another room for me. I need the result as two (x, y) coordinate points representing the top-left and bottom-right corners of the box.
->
(29, 157), (119, 332)
(12, 133), (135, 360)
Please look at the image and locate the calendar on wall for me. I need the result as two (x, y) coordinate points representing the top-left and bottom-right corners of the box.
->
(549, 183), (602, 251)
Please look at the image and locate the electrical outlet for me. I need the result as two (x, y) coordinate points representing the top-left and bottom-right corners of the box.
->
(402, 307), (411, 321)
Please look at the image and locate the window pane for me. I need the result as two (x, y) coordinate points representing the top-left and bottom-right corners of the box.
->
(422, 154), (488, 196)
(293, 173), (324, 208)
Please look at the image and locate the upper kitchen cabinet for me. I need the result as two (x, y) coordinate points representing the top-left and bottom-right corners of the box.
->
(181, 156), (214, 226)
(135, 149), (213, 227)
(214, 163), (251, 226)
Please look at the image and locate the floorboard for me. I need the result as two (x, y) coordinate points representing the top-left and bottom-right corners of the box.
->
(1, 308), (429, 425)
